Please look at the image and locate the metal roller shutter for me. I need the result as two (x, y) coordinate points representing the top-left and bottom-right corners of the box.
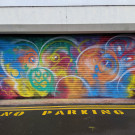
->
(0, 34), (135, 99)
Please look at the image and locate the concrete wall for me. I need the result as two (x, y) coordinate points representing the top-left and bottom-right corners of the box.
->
(0, 6), (135, 33)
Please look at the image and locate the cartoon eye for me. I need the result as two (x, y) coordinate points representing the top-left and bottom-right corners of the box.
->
(123, 56), (134, 62)
(29, 56), (36, 63)
(101, 59), (112, 69)
(50, 53), (60, 62)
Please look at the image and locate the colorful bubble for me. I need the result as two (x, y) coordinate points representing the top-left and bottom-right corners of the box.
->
(55, 76), (87, 98)
(39, 37), (80, 79)
(2, 40), (39, 79)
(105, 36), (135, 59)
(117, 68), (135, 98)
(28, 67), (55, 93)
(77, 46), (119, 85)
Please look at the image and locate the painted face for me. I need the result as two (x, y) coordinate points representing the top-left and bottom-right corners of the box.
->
(105, 36), (135, 79)
(28, 67), (55, 93)
(77, 46), (119, 85)
(40, 37), (80, 79)
(0, 41), (40, 98)
(2, 42), (39, 79)
(105, 36), (135, 59)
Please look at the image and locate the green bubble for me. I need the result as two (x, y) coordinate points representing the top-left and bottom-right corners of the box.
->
(28, 67), (55, 92)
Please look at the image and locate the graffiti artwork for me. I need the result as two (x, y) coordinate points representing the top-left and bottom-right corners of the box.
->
(0, 35), (135, 99)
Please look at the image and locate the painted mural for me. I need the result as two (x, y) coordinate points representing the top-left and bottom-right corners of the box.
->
(0, 34), (135, 99)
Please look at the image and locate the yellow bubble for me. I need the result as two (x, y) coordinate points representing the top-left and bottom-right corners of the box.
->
(127, 75), (135, 97)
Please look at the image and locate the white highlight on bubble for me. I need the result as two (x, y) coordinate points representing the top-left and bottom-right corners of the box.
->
(117, 68), (135, 93)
